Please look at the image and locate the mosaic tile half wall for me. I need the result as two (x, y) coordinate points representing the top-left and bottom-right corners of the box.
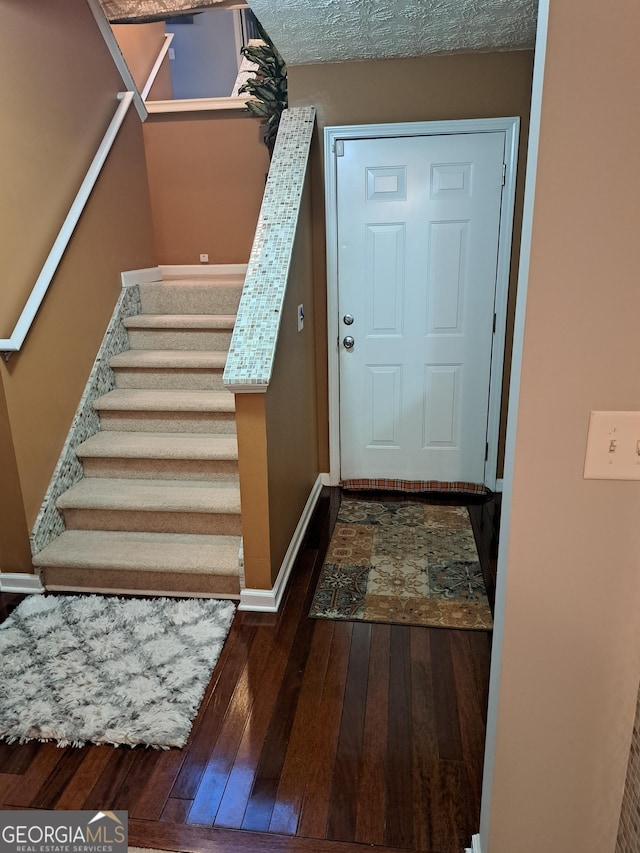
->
(223, 105), (316, 391)
(30, 282), (143, 556)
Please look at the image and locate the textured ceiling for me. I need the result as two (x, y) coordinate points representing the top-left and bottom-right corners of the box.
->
(247, 0), (538, 65)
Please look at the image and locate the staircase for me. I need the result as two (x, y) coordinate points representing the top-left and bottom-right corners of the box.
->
(32, 269), (244, 598)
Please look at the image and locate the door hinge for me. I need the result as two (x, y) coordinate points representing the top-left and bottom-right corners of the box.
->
(335, 139), (344, 157)
(485, 442), (489, 462)
(501, 163), (506, 186)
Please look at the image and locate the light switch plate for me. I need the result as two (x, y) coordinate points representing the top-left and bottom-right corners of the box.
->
(584, 411), (640, 480)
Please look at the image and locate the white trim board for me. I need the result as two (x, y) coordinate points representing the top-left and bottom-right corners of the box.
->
(121, 266), (162, 288)
(479, 4), (550, 850)
(466, 834), (482, 853)
(324, 118), (520, 493)
(146, 96), (252, 114)
(0, 574), (45, 594)
(239, 474), (324, 612)
(86, 0), (147, 121)
(141, 33), (174, 102)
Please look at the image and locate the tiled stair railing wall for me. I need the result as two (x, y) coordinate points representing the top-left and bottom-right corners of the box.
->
(224, 106), (319, 594)
(223, 106), (316, 391)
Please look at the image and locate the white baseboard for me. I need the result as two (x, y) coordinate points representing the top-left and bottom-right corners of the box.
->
(121, 266), (162, 288)
(160, 264), (248, 278)
(0, 573), (45, 594)
(494, 478), (504, 492)
(466, 833), (482, 853)
(239, 474), (324, 612)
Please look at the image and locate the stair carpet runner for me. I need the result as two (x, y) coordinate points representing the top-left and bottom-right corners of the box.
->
(32, 270), (244, 597)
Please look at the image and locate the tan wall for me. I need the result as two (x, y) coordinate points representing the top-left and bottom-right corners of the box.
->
(235, 393), (271, 589)
(288, 51), (534, 475)
(265, 176), (319, 582)
(0, 382), (31, 573)
(487, 2), (640, 850)
(111, 22), (172, 99)
(142, 113), (270, 265)
(235, 176), (319, 589)
(0, 0), (157, 537)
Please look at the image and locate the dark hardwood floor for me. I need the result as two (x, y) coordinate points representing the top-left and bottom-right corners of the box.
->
(0, 488), (500, 853)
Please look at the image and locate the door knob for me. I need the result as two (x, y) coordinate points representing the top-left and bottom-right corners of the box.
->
(343, 314), (354, 325)
(343, 336), (355, 350)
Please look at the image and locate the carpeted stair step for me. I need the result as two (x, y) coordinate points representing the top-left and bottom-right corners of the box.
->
(93, 389), (236, 433)
(123, 314), (236, 351)
(33, 530), (241, 596)
(140, 278), (244, 316)
(110, 350), (227, 391)
(75, 431), (238, 481)
(57, 478), (241, 535)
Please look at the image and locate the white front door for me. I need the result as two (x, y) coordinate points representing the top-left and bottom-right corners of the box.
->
(336, 131), (506, 484)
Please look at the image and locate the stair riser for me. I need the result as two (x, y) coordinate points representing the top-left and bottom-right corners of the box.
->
(80, 458), (239, 482)
(127, 329), (233, 351)
(40, 567), (240, 596)
(98, 412), (237, 433)
(113, 369), (226, 392)
(140, 283), (243, 315)
(62, 508), (242, 536)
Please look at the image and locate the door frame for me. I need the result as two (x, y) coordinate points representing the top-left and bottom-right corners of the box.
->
(324, 117), (520, 490)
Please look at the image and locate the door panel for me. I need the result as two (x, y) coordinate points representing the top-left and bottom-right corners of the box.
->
(337, 132), (505, 483)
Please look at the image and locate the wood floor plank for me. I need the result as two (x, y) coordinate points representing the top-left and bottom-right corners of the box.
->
(110, 746), (164, 812)
(129, 817), (413, 853)
(424, 759), (474, 853)
(169, 619), (258, 802)
(0, 772), (21, 802)
(240, 554), (321, 833)
(129, 748), (188, 821)
(296, 621), (353, 841)
(429, 629), (463, 762)
(384, 624), (414, 850)
(450, 631), (488, 818)
(269, 618), (335, 835)
(0, 743), (65, 807)
(81, 746), (138, 810)
(160, 797), (193, 823)
(409, 626), (439, 852)
(0, 739), (41, 775)
(466, 630), (492, 714)
(354, 623), (391, 846)
(53, 746), (115, 809)
(30, 745), (88, 808)
(326, 621), (371, 843)
(187, 624), (277, 826)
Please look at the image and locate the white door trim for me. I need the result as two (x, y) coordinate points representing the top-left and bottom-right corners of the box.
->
(324, 117), (520, 490)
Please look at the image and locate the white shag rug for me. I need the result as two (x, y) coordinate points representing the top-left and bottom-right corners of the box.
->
(0, 595), (236, 749)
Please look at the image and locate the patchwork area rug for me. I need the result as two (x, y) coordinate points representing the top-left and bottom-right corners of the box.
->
(0, 595), (236, 748)
(310, 499), (493, 630)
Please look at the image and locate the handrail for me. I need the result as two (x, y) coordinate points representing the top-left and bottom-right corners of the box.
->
(141, 32), (174, 101)
(0, 91), (135, 358)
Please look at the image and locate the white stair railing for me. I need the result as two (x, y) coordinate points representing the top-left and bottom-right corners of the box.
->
(0, 91), (135, 359)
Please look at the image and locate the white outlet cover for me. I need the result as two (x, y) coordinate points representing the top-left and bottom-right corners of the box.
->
(584, 410), (640, 480)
